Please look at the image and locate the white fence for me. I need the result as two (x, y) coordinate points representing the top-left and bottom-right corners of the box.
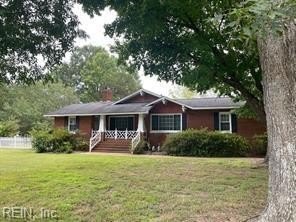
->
(0, 136), (32, 149)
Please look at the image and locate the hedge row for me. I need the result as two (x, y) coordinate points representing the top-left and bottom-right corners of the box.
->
(162, 129), (251, 157)
(31, 129), (88, 153)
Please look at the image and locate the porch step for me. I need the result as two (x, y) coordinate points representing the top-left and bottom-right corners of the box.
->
(92, 139), (131, 153)
(92, 148), (130, 153)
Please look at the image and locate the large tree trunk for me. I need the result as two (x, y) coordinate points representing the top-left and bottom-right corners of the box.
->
(254, 21), (296, 221)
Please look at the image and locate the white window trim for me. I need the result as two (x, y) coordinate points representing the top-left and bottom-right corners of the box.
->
(68, 116), (77, 132)
(219, 112), (232, 133)
(150, 113), (182, 133)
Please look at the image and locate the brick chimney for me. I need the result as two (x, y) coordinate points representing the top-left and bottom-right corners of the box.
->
(101, 88), (113, 101)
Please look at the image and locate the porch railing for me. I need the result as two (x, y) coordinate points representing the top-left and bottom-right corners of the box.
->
(131, 131), (141, 151)
(105, 130), (138, 140)
(89, 130), (102, 152)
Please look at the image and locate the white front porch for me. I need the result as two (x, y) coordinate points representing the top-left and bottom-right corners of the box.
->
(89, 114), (146, 152)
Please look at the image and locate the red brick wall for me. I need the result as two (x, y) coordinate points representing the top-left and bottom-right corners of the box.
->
(121, 93), (159, 103)
(147, 101), (183, 146)
(145, 104), (266, 146)
(187, 110), (217, 130)
(237, 118), (266, 138)
(187, 109), (266, 139)
(79, 116), (93, 138)
(54, 116), (93, 139)
(54, 117), (65, 128)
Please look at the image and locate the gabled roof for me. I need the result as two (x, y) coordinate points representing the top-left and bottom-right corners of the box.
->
(45, 102), (111, 117)
(112, 89), (162, 105)
(45, 102), (152, 117)
(45, 88), (244, 117)
(145, 96), (192, 109)
(175, 97), (244, 110)
(146, 96), (243, 110)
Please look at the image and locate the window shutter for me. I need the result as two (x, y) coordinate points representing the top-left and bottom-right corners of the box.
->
(182, 113), (187, 130)
(231, 114), (237, 133)
(91, 116), (95, 130)
(64, 117), (68, 130)
(76, 116), (80, 130)
(151, 115), (158, 131)
(214, 112), (219, 130)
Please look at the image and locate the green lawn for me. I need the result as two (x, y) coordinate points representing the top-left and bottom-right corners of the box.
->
(0, 149), (267, 222)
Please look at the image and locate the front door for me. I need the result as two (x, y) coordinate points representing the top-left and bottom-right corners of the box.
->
(109, 116), (134, 131)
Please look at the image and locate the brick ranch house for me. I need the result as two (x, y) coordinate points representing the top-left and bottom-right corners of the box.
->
(45, 88), (266, 153)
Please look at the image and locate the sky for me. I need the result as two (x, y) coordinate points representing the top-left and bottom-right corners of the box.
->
(73, 5), (175, 96)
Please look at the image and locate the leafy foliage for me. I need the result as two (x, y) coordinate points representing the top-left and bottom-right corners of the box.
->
(0, 120), (19, 136)
(163, 129), (250, 157)
(249, 133), (267, 157)
(53, 46), (141, 102)
(130, 139), (148, 154)
(0, 0), (85, 84)
(0, 82), (79, 135)
(31, 128), (88, 153)
(79, 0), (265, 121)
(229, 0), (296, 48)
(169, 85), (197, 99)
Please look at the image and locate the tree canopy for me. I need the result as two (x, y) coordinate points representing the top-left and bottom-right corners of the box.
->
(0, 83), (79, 135)
(0, 0), (85, 84)
(52, 46), (141, 102)
(79, 0), (265, 121)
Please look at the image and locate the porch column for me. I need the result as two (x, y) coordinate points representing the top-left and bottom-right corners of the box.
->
(137, 114), (145, 132)
(99, 115), (106, 132)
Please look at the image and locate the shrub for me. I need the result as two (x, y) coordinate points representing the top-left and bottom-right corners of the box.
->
(31, 128), (88, 153)
(162, 129), (250, 157)
(249, 134), (267, 157)
(130, 140), (148, 154)
(72, 135), (89, 151)
(0, 120), (19, 136)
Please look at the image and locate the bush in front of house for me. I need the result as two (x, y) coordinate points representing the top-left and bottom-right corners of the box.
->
(162, 129), (250, 157)
(72, 134), (89, 152)
(130, 139), (148, 154)
(31, 128), (88, 153)
(249, 133), (267, 157)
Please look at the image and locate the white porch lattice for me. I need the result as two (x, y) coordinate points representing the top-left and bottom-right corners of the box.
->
(105, 130), (138, 140)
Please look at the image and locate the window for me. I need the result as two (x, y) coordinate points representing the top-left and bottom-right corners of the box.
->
(151, 114), (181, 132)
(109, 116), (134, 130)
(93, 116), (100, 131)
(219, 112), (232, 132)
(68, 116), (77, 132)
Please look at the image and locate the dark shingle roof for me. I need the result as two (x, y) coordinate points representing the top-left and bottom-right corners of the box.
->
(45, 102), (151, 116)
(99, 103), (151, 114)
(175, 97), (244, 109)
(45, 88), (244, 117)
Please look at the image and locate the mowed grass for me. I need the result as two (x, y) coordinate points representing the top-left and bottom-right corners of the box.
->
(0, 149), (267, 222)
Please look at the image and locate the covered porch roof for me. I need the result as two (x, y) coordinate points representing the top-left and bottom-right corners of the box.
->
(45, 102), (152, 117)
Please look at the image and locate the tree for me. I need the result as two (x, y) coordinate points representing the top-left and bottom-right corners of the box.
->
(169, 85), (197, 99)
(53, 46), (141, 102)
(0, 120), (19, 137)
(230, 1), (296, 221)
(78, 0), (265, 122)
(0, 0), (85, 84)
(52, 45), (99, 88)
(0, 83), (79, 135)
